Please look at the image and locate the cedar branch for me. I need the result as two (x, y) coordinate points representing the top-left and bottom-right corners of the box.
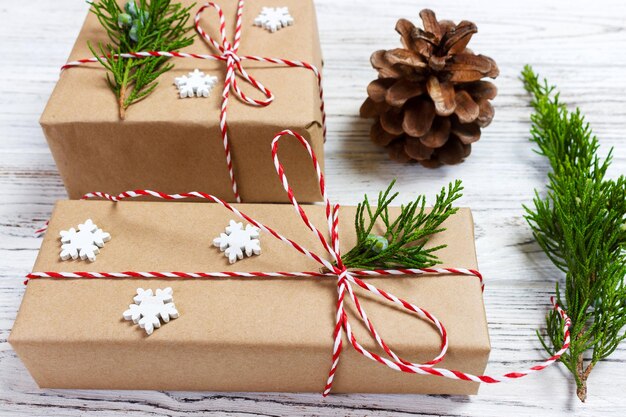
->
(88, 0), (195, 119)
(522, 66), (626, 403)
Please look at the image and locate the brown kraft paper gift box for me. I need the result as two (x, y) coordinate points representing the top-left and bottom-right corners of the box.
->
(10, 201), (490, 394)
(40, 0), (324, 202)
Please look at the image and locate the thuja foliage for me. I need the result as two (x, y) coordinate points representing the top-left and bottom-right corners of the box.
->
(88, 0), (195, 119)
(522, 66), (626, 402)
(341, 180), (463, 270)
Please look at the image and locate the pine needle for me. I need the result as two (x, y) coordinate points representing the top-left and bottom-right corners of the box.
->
(521, 66), (626, 402)
(88, 0), (195, 119)
(341, 180), (463, 270)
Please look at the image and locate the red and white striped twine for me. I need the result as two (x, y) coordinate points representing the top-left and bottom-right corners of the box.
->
(61, 0), (326, 203)
(29, 130), (571, 396)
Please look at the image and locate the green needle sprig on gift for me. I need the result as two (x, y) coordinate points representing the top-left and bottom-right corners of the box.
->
(88, 0), (195, 119)
(522, 66), (626, 402)
(341, 180), (463, 270)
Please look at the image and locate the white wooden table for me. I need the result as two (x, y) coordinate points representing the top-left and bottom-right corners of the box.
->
(2, 0), (625, 415)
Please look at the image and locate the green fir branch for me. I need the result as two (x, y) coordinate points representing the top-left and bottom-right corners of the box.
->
(88, 0), (195, 119)
(521, 66), (626, 402)
(341, 180), (463, 270)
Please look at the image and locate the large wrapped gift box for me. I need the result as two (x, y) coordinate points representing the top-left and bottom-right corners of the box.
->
(10, 200), (490, 394)
(40, 0), (324, 202)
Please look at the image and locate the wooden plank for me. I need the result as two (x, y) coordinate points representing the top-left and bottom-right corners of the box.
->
(0, 0), (625, 415)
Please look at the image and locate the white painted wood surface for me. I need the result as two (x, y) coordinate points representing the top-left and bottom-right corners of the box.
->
(1, 0), (625, 415)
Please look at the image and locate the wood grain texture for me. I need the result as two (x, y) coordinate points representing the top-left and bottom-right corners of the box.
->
(1, 0), (625, 415)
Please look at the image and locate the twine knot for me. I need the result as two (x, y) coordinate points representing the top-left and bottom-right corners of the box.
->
(221, 48), (241, 64)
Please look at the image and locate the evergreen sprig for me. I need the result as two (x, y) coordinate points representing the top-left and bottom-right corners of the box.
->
(522, 66), (626, 402)
(341, 180), (463, 270)
(88, 0), (195, 119)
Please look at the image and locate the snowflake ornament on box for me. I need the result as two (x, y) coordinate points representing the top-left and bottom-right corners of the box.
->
(174, 69), (218, 98)
(123, 288), (179, 335)
(213, 220), (261, 264)
(253, 7), (294, 33)
(59, 219), (111, 262)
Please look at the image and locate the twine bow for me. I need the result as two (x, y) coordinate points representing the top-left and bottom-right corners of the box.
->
(196, 2), (274, 108)
(62, 0), (326, 203)
(29, 130), (571, 395)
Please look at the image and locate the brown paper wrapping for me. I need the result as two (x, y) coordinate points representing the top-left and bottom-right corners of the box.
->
(40, 0), (324, 202)
(10, 201), (490, 394)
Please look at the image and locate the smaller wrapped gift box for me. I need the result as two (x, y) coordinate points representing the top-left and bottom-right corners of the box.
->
(40, 0), (324, 202)
(10, 200), (490, 394)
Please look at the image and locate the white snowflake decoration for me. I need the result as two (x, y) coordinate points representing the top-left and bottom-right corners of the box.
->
(174, 69), (218, 98)
(59, 219), (111, 262)
(253, 7), (294, 33)
(123, 288), (179, 335)
(213, 220), (261, 264)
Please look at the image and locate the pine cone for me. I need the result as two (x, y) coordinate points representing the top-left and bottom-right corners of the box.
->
(360, 9), (498, 166)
